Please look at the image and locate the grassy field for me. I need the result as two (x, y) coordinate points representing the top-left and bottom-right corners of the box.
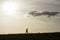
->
(0, 32), (60, 40)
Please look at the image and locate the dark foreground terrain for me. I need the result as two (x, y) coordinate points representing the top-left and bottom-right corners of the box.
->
(0, 32), (60, 40)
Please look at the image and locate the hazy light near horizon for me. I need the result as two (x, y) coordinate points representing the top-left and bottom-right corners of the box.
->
(1, 1), (18, 16)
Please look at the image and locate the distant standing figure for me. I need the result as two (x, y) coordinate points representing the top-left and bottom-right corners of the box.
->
(26, 28), (28, 33)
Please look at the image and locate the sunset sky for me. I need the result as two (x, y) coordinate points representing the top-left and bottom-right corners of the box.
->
(0, 0), (60, 34)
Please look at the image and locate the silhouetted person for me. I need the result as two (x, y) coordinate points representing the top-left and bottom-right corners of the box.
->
(26, 28), (28, 33)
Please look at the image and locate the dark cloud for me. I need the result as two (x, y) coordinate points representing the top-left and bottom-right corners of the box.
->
(29, 11), (59, 17)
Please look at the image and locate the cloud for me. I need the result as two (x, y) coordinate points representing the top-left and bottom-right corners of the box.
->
(29, 11), (59, 17)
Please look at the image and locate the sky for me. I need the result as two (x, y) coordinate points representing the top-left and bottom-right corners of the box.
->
(0, 0), (60, 34)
